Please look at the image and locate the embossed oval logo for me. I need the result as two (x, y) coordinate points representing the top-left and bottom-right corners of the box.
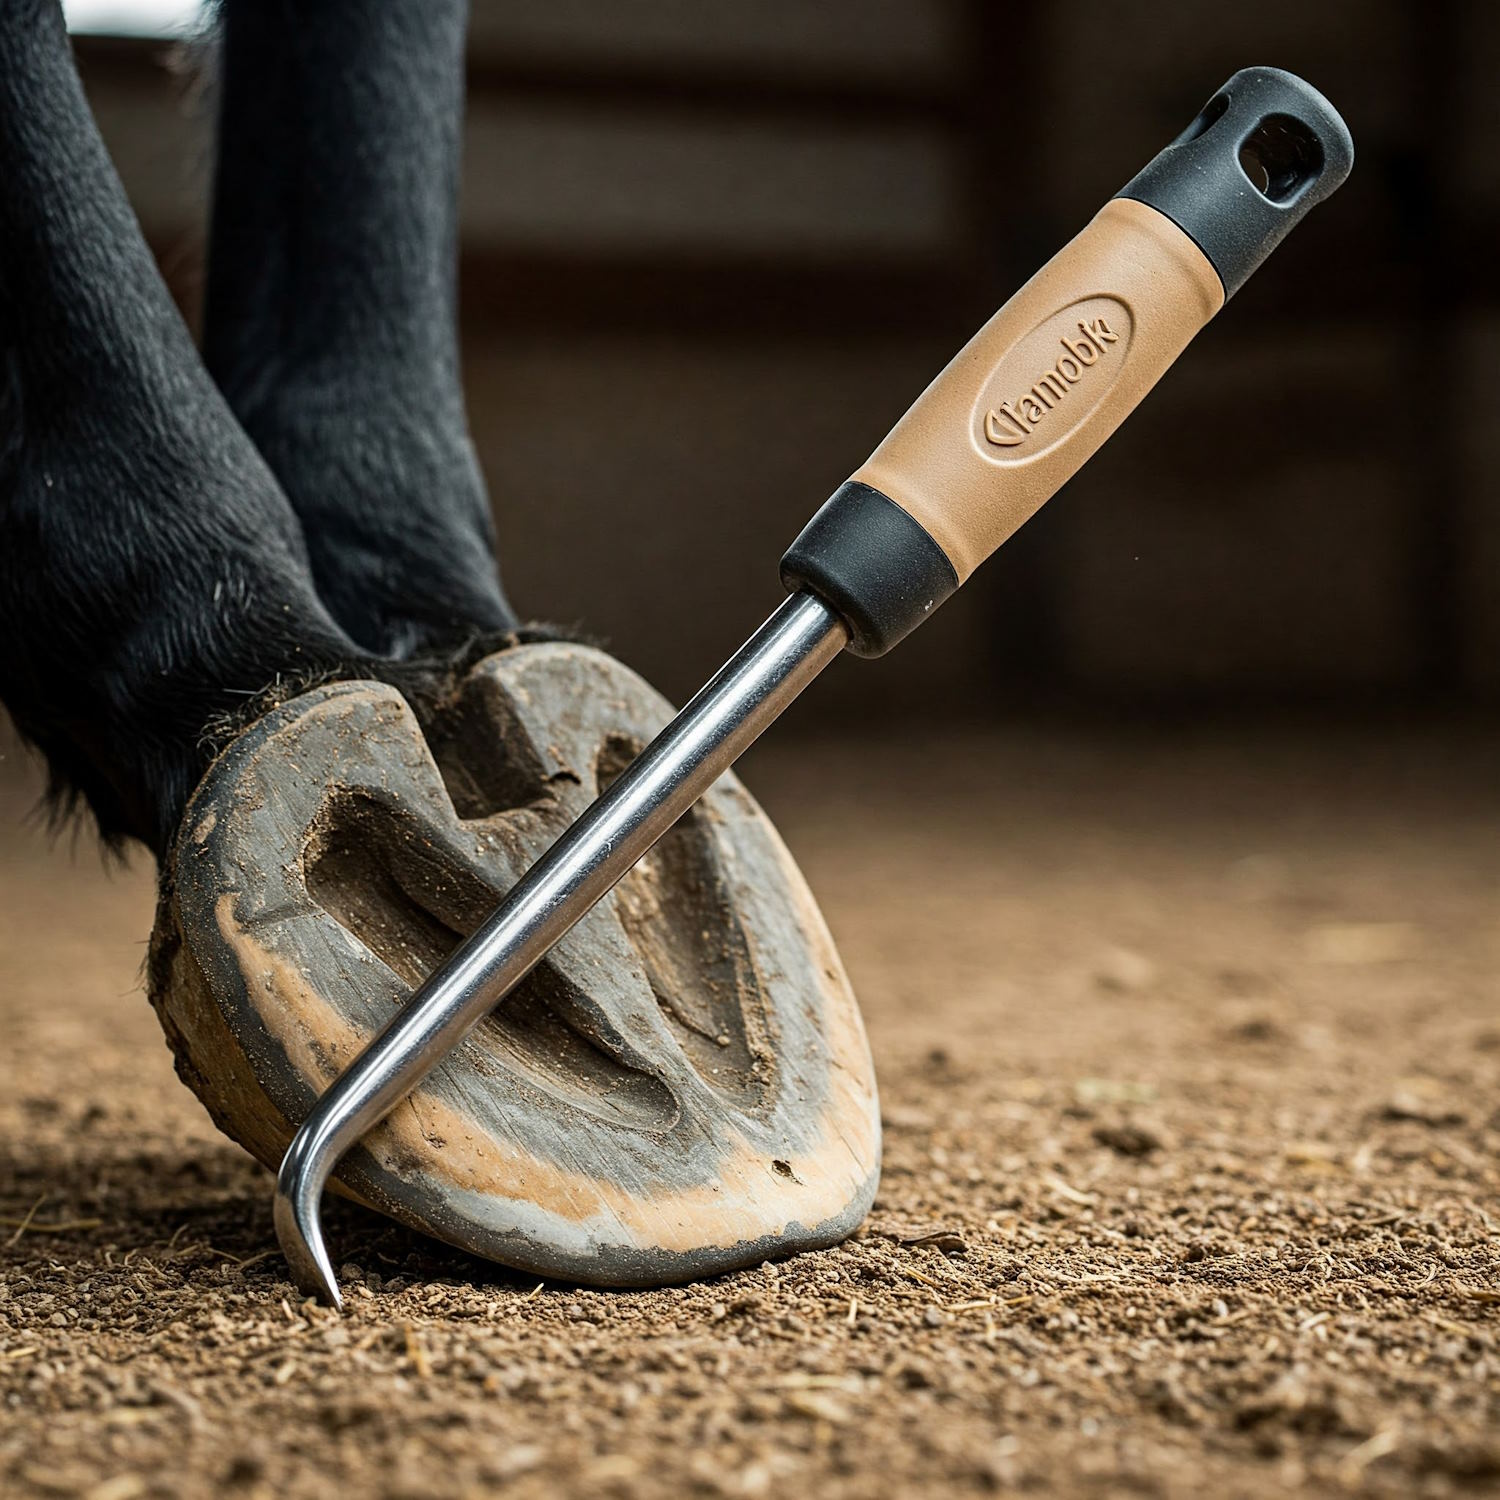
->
(970, 295), (1134, 464)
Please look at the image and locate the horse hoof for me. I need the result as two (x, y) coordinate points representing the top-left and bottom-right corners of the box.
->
(148, 643), (880, 1285)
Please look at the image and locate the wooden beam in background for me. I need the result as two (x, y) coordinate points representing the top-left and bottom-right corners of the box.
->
(453, 248), (980, 340)
(72, 33), (964, 129)
(464, 54), (964, 131)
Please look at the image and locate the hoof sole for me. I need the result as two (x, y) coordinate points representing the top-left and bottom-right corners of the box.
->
(150, 644), (881, 1285)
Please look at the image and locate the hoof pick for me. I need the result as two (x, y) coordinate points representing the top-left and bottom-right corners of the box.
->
(176, 67), (1352, 1305)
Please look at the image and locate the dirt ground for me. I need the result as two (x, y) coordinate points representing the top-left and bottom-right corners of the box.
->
(1, 723), (1497, 1499)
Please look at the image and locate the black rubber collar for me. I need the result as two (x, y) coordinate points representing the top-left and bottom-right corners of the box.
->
(780, 481), (959, 658)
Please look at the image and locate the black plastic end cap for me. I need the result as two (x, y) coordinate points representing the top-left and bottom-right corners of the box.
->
(780, 481), (959, 658)
(1115, 66), (1353, 300)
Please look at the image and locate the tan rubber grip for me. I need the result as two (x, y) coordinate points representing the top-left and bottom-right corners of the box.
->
(852, 197), (1224, 583)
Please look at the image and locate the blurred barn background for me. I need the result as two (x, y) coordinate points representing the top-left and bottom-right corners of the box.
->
(3, 14), (1498, 1493)
(59, 1), (1498, 723)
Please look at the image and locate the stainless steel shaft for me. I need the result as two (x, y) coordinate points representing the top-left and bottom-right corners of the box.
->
(274, 590), (849, 1306)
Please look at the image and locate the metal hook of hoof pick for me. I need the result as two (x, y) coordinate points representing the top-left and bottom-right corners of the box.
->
(276, 67), (1353, 1306)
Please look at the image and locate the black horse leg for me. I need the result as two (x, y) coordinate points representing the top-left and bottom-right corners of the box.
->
(0, 0), (364, 854)
(204, 0), (518, 660)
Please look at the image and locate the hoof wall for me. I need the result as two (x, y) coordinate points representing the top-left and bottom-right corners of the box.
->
(150, 644), (880, 1285)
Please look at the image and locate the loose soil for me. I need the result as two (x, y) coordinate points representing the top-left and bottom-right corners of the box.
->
(1, 725), (1497, 1499)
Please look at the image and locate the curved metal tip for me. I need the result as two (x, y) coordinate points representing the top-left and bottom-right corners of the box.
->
(274, 1137), (343, 1311)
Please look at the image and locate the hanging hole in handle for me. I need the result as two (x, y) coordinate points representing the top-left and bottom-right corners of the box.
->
(1237, 113), (1324, 203)
(1173, 91), (1230, 147)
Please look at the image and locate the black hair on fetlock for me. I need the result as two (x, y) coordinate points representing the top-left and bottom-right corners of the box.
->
(366, 621), (586, 728)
